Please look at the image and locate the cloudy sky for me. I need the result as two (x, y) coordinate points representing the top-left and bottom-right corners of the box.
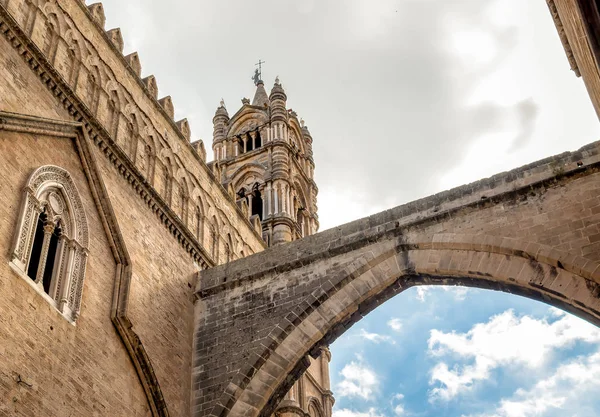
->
(99, 0), (600, 416)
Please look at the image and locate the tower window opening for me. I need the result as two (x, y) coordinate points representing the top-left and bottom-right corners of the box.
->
(251, 188), (263, 221)
(255, 130), (262, 149)
(246, 133), (254, 152)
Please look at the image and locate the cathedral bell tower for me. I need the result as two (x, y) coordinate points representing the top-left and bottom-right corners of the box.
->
(211, 74), (318, 247)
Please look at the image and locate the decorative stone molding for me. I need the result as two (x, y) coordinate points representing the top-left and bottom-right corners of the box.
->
(10, 165), (90, 322)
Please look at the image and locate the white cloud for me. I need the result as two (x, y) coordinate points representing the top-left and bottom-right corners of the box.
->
(391, 393), (406, 416)
(416, 287), (431, 302)
(359, 329), (395, 344)
(336, 360), (380, 400)
(333, 408), (385, 417)
(464, 350), (600, 417)
(387, 318), (403, 332)
(428, 309), (600, 401)
(415, 286), (470, 302)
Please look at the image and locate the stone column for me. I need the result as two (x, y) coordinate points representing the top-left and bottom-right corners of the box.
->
(249, 131), (256, 150)
(247, 194), (253, 218)
(262, 185), (268, 219)
(58, 240), (77, 312)
(282, 184), (287, 214)
(267, 182), (273, 216)
(35, 222), (55, 284)
(274, 183), (279, 214)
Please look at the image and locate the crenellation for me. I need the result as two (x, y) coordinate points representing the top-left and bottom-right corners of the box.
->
(87, 2), (105, 28)
(143, 74), (158, 99)
(124, 51), (142, 77)
(177, 118), (191, 141)
(105, 27), (123, 53)
(158, 95), (175, 119)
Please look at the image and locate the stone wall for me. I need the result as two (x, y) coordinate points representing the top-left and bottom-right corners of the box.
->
(2, 0), (265, 264)
(194, 140), (600, 416)
(0, 129), (150, 416)
(0, 1), (267, 415)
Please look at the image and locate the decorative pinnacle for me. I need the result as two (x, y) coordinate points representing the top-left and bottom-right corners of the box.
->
(220, 98), (225, 108)
(275, 75), (280, 84)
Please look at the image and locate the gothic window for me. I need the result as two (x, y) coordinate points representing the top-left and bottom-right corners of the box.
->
(10, 166), (89, 322)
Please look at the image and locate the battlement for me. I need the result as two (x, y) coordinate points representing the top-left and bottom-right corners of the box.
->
(2, 0), (266, 264)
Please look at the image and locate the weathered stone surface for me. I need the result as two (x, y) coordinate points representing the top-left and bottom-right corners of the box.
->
(194, 142), (600, 416)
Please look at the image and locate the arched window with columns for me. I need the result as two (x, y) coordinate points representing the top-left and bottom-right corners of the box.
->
(10, 165), (89, 322)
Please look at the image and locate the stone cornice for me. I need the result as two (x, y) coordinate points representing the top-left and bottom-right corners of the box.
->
(0, 110), (169, 417)
(0, 4), (222, 268)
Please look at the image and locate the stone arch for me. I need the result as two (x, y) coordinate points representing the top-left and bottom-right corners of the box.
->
(226, 109), (268, 137)
(41, 2), (67, 35)
(229, 164), (266, 189)
(198, 234), (600, 417)
(156, 152), (175, 204)
(41, 12), (60, 61)
(174, 174), (190, 225)
(123, 112), (141, 162)
(307, 397), (324, 417)
(62, 31), (83, 87)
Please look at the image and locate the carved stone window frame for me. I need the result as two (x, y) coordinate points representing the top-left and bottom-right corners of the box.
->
(10, 165), (89, 323)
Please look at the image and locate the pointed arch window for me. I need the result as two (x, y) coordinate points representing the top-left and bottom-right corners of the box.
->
(10, 166), (89, 322)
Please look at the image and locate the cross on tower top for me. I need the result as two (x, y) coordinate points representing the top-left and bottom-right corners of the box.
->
(252, 59), (266, 86)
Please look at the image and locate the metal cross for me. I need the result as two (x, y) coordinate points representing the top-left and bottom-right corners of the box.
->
(252, 59), (265, 85)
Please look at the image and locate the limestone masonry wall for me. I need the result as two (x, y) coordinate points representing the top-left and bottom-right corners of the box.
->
(0, 130), (150, 416)
(2, 0), (265, 265)
(0, 0), (269, 415)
